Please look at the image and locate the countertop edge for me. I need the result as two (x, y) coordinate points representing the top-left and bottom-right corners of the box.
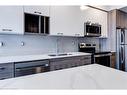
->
(0, 52), (91, 64)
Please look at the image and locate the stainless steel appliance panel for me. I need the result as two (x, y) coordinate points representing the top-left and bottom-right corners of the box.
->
(116, 28), (127, 71)
(119, 45), (125, 70)
(14, 60), (50, 77)
(120, 30), (125, 44)
(125, 29), (127, 44)
(116, 29), (121, 69)
(125, 45), (127, 71)
(84, 22), (101, 37)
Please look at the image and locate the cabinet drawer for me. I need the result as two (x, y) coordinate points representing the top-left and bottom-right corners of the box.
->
(50, 60), (91, 71)
(50, 59), (91, 71)
(81, 56), (91, 60)
(50, 57), (74, 62)
(0, 63), (14, 74)
(50, 55), (91, 62)
(0, 72), (14, 80)
(50, 55), (92, 71)
(50, 60), (72, 71)
(84, 59), (91, 63)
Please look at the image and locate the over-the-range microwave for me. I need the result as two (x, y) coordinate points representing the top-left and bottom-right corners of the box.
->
(84, 22), (101, 37)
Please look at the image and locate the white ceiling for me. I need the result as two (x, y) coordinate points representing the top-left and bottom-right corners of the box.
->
(92, 5), (125, 11)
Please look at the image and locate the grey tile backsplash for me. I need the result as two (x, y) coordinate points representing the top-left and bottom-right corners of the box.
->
(0, 35), (79, 56)
(0, 34), (109, 56)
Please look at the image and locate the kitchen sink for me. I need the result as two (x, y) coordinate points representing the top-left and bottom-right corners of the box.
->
(48, 53), (72, 56)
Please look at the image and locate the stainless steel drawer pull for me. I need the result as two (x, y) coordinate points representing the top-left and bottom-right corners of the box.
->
(2, 29), (12, 31)
(34, 11), (42, 14)
(57, 33), (63, 35)
(75, 34), (80, 36)
(45, 64), (49, 66)
(0, 67), (5, 70)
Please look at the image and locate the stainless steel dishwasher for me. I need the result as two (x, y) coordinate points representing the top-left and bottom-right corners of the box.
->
(14, 60), (50, 77)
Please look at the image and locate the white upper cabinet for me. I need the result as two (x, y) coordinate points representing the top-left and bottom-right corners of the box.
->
(50, 6), (84, 37)
(50, 6), (107, 37)
(80, 7), (108, 38)
(24, 6), (50, 16)
(0, 6), (24, 34)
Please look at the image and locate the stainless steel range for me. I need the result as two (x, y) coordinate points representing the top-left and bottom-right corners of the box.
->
(79, 43), (111, 67)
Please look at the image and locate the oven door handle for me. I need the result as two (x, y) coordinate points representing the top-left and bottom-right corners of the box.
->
(121, 30), (125, 44)
(15, 64), (49, 71)
(94, 53), (112, 57)
(121, 45), (125, 64)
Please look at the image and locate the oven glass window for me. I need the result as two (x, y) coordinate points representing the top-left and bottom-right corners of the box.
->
(95, 56), (110, 67)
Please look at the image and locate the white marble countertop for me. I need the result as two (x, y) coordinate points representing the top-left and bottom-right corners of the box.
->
(0, 52), (91, 64)
(0, 64), (127, 89)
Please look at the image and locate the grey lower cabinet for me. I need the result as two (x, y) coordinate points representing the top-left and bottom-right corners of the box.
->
(0, 63), (14, 80)
(50, 55), (91, 71)
(0, 55), (91, 80)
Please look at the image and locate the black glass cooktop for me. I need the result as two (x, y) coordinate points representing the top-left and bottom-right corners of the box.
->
(95, 51), (111, 55)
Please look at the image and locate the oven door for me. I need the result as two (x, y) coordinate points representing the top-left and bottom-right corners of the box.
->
(94, 54), (111, 67)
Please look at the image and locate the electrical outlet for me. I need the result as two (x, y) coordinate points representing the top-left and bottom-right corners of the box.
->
(0, 42), (4, 47)
(72, 41), (75, 45)
(21, 41), (25, 46)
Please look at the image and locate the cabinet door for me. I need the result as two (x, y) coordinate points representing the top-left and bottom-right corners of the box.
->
(50, 56), (91, 71)
(81, 7), (108, 37)
(113, 10), (127, 29)
(116, 10), (126, 28)
(0, 63), (14, 74)
(116, 10), (121, 28)
(0, 6), (24, 34)
(50, 58), (74, 71)
(24, 6), (50, 16)
(0, 63), (14, 80)
(25, 13), (40, 33)
(124, 12), (127, 29)
(50, 6), (84, 37)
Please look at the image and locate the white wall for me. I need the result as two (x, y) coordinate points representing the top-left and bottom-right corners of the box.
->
(0, 35), (78, 56)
